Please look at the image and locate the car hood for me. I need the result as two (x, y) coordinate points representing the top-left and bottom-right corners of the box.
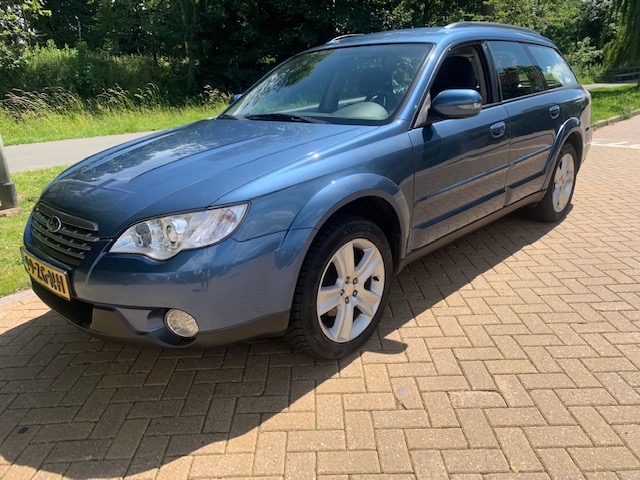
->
(40, 119), (371, 237)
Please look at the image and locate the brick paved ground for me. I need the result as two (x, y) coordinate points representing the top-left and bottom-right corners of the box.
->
(592, 113), (640, 149)
(1, 121), (639, 479)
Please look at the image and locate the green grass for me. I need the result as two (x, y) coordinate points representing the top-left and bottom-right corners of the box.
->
(589, 84), (640, 123)
(0, 84), (229, 146)
(0, 166), (67, 296)
(0, 105), (222, 146)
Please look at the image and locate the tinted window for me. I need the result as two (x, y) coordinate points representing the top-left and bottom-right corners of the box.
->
(488, 41), (545, 100)
(527, 45), (578, 89)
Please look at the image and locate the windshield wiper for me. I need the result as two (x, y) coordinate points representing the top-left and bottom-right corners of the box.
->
(245, 113), (329, 124)
(217, 113), (241, 120)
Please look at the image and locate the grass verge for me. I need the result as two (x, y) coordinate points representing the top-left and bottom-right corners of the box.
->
(589, 84), (640, 123)
(0, 166), (66, 296)
(0, 85), (228, 146)
(0, 105), (221, 146)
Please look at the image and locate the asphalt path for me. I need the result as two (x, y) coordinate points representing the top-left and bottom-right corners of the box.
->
(5, 131), (155, 173)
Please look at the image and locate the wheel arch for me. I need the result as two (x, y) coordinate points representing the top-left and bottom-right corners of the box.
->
(564, 130), (584, 171)
(289, 173), (411, 271)
(323, 196), (403, 269)
(542, 118), (584, 190)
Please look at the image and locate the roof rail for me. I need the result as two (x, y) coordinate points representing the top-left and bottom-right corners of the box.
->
(444, 21), (540, 35)
(329, 33), (364, 42)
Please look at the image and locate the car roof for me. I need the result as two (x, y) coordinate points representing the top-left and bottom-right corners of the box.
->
(312, 22), (556, 50)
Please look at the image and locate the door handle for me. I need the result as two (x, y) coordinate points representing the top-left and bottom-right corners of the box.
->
(490, 121), (506, 138)
(549, 105), (560, 119)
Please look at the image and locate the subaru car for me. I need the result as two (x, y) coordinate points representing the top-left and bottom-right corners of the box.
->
(22, 22), (591, 359)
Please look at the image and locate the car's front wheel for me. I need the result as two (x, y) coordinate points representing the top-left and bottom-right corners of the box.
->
(528, 143), (578, 222)
(286, 214), (392, 359)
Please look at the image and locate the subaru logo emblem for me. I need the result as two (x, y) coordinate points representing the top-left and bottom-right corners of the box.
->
(47, 216), (62, 233)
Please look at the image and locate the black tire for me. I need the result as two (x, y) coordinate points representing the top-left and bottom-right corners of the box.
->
(527, 143), (578, 222)
(285, 214), (393, 359)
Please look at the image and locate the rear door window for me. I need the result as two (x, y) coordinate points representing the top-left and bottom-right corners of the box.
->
(488, 41), (545, 101)
(526, 45), (578, 89)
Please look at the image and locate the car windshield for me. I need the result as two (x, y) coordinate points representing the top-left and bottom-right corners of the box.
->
(224, 44), (432, 125)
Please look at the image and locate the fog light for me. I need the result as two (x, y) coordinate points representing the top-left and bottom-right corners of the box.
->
(165, 309), (199, 338)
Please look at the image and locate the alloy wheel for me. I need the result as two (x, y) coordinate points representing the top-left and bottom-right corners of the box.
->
(316, 238), (386, 343)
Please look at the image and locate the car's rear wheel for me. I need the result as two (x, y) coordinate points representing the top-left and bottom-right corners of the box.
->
(285, 214), (392, 359)
(528, 143), (577, 222)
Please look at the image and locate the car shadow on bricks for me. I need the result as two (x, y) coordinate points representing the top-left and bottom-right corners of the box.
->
(0, 211), (555, 478)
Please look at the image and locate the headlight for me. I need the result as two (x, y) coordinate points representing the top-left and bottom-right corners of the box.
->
(110, 204), (248, 260)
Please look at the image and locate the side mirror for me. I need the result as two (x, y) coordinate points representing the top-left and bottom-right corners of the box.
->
(430, 89), (483, 120)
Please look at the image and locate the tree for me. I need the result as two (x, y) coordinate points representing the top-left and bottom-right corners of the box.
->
(389, 0), (484, 27)
(575, 0), (616, 51)
(0, 0), (51, 47)
(1, 1), (51, 92)
(483, 0), (578, 35)
(31, 0), (97, 48)
(606, 0), (640, 66)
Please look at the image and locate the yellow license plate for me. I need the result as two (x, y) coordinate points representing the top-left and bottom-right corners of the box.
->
(21, 248), (71, 301)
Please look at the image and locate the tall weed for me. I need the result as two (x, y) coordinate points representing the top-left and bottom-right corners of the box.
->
(1, 87), (85, 120)
(0, 84), (230, 145)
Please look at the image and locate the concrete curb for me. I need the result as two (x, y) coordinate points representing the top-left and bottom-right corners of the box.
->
(592, 109), (640, 130)
(0, 289), (35, 307)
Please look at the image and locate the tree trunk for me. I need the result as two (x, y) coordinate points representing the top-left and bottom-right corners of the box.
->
(179, 0), (197, 92)
(482, 3), (496, 18)
(422, 0), (430, 26)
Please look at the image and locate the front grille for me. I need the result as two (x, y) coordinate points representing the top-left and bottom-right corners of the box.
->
(31, 203), (99, 266)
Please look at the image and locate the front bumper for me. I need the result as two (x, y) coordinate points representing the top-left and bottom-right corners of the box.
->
(24, 220), (314, 348)
(31, 282), (290, 347)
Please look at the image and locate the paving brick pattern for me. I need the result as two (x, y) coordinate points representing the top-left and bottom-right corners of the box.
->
(1, 129), (639, 478)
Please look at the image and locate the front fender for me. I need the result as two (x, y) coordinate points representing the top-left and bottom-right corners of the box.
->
(289, 173), (411, 257)
(232, 171), (411, 250)
(291, 174), (411, 268)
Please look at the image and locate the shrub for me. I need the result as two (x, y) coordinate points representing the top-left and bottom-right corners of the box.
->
(0, 41), (188, 101)
(566, 37), (606, 83)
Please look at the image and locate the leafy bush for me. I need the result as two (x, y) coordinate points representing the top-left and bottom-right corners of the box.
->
(566, 37), (606, 83)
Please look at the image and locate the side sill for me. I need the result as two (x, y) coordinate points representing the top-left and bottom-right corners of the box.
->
(397, 191), (545, 272)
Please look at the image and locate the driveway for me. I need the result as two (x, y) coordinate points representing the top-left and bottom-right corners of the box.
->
(1, 118), (639, 478)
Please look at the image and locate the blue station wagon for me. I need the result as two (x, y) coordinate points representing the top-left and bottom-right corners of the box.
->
(22, 22), (591, 359)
